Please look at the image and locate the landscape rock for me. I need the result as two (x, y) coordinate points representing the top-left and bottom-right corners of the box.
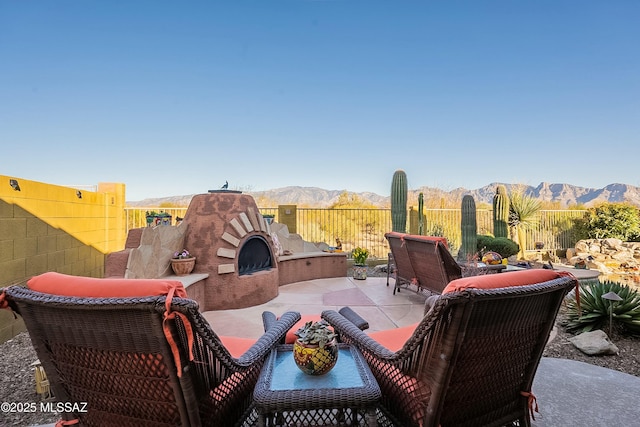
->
(271, 222), (329, 253)
(570, 238), (640, 276)
(568, 330), (619, 356)
(374, 264), (389, 274)
(601, 238), (623, 250)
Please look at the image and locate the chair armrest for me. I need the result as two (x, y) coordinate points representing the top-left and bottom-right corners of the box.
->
(236, 311), (301, 365)
(261, 311), (278, 332)
(338, 306), (369, 330)
(321, 310), (396, 360)
(262, 308), (369, 345)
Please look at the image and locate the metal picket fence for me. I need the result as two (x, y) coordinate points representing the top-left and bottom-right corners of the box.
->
(124, 207), (586, 260)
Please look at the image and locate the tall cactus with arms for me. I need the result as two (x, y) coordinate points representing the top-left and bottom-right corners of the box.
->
(391, 170), (408, 232)
(493, 185), (510, 238)
(460, 195), (477, 260)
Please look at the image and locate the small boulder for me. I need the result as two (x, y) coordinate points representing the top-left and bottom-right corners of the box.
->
(601, 238), (623, 250)
(568, 330), (619, 356)
(374, 264), (389, 274)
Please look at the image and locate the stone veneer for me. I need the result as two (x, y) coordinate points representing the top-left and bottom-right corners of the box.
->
(125, 226), (187, 279)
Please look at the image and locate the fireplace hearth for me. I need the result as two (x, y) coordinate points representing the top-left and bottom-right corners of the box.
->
(238, 236), (273, 275)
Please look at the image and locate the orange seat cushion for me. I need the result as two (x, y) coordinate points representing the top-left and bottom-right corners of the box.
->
(442, 269), (564, 294)
(219, 336), (257, 358)
(404, 234), (449, 249)
(385, 231), (407, 239)
(368, 323), (419, 352)
(27, 272), (188, 298)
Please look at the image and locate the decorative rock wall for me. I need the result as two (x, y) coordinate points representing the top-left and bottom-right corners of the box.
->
(125, 225), (187, 279)
(270, 222), (330, 255)
(566, 238), (640, 274)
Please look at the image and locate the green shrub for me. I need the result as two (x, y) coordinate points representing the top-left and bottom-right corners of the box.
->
(476, 235), (493, 251)
(476, 235), (519, 259)
(573, 203), (640, 241)
(566, 280), (640, 335)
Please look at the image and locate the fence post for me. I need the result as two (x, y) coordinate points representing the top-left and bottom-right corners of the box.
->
(278, 205), (297, 233)
(408, 207), (418, 234)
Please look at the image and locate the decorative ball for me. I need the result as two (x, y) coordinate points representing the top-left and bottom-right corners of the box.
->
(482, 251), (503, 265)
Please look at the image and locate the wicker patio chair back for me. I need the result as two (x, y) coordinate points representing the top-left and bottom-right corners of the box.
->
(323, 272), (577, 427)
(4, 285), (299, 427)
(402, 235), (462, 294)
(385, 232), (418, 290)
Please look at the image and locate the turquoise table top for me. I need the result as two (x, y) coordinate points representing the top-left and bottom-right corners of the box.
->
(270, 347), (364, 391)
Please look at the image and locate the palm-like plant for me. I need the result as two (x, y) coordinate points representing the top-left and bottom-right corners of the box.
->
(508, 186), (542, 259)
(566, 280), (640, 335)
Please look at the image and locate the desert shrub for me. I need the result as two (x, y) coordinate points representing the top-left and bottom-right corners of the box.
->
(476, 235), (493, 251)
(565, 280), (640, 336)
(476, 235), (519, 259)
(573, 203), (640, 241)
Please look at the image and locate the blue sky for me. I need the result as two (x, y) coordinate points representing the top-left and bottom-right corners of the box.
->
(1, 1), (639, 202)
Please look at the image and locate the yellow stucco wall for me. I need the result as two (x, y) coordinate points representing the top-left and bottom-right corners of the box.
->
(0, 175), (126, 287)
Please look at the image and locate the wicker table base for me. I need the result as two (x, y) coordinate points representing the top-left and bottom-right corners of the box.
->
(254, 343), (381, 426)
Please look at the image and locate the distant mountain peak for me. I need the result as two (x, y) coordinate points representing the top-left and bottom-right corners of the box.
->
(126, 182), (640, 208)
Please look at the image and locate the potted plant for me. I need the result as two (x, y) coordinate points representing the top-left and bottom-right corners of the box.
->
(146, 211), (173, 226)
(292, 319), (339, 375)
(145, 211), (158, 226)
(352, 247), (370, 280)
(170, 249), (196, 276)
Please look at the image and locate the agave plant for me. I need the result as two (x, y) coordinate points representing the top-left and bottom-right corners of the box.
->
(294, 319), (337, 348)
(566, 280), (640, 335)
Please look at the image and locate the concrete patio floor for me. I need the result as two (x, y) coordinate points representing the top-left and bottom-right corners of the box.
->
(203, 276), (427, 338)
(204, 276), (640, 427)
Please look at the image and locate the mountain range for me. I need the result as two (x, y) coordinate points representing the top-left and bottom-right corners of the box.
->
(127, 182), (640, 208)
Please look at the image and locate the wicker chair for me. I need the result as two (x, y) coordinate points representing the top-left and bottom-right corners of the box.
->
(322, 270), (577, 427)
(4, 275), (301, 427)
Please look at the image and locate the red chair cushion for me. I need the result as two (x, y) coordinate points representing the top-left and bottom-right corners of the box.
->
(385, 231), (407, 239)
(404, 234), (450, 249)
(442, 269), (564, 294)
(27, 272), (187, 298)
(368, 323), (419, 352)
(219, 336), (257, 358)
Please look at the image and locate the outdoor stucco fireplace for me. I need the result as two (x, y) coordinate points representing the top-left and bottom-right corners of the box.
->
(180, 191), (279, 310)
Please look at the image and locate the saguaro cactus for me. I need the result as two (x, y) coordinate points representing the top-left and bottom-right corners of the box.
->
(418, 192), (425, 235)
(391, 170), (408, 232)
(460, 194), (477, 260)
(493, 185), (510, 239)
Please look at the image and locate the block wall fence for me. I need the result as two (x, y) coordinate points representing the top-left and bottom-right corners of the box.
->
(0, 175), (126, 288)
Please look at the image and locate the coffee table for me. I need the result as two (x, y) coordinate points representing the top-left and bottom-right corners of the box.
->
(253, 343), (381, 426)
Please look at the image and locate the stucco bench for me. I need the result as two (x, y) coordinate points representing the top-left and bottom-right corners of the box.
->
(277, 252), (347, 286)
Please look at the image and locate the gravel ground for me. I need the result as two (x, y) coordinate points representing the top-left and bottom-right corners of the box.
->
(542, 305), (640, 377)
(0, 332), (59, 426)
(2, 267), (638, 426)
